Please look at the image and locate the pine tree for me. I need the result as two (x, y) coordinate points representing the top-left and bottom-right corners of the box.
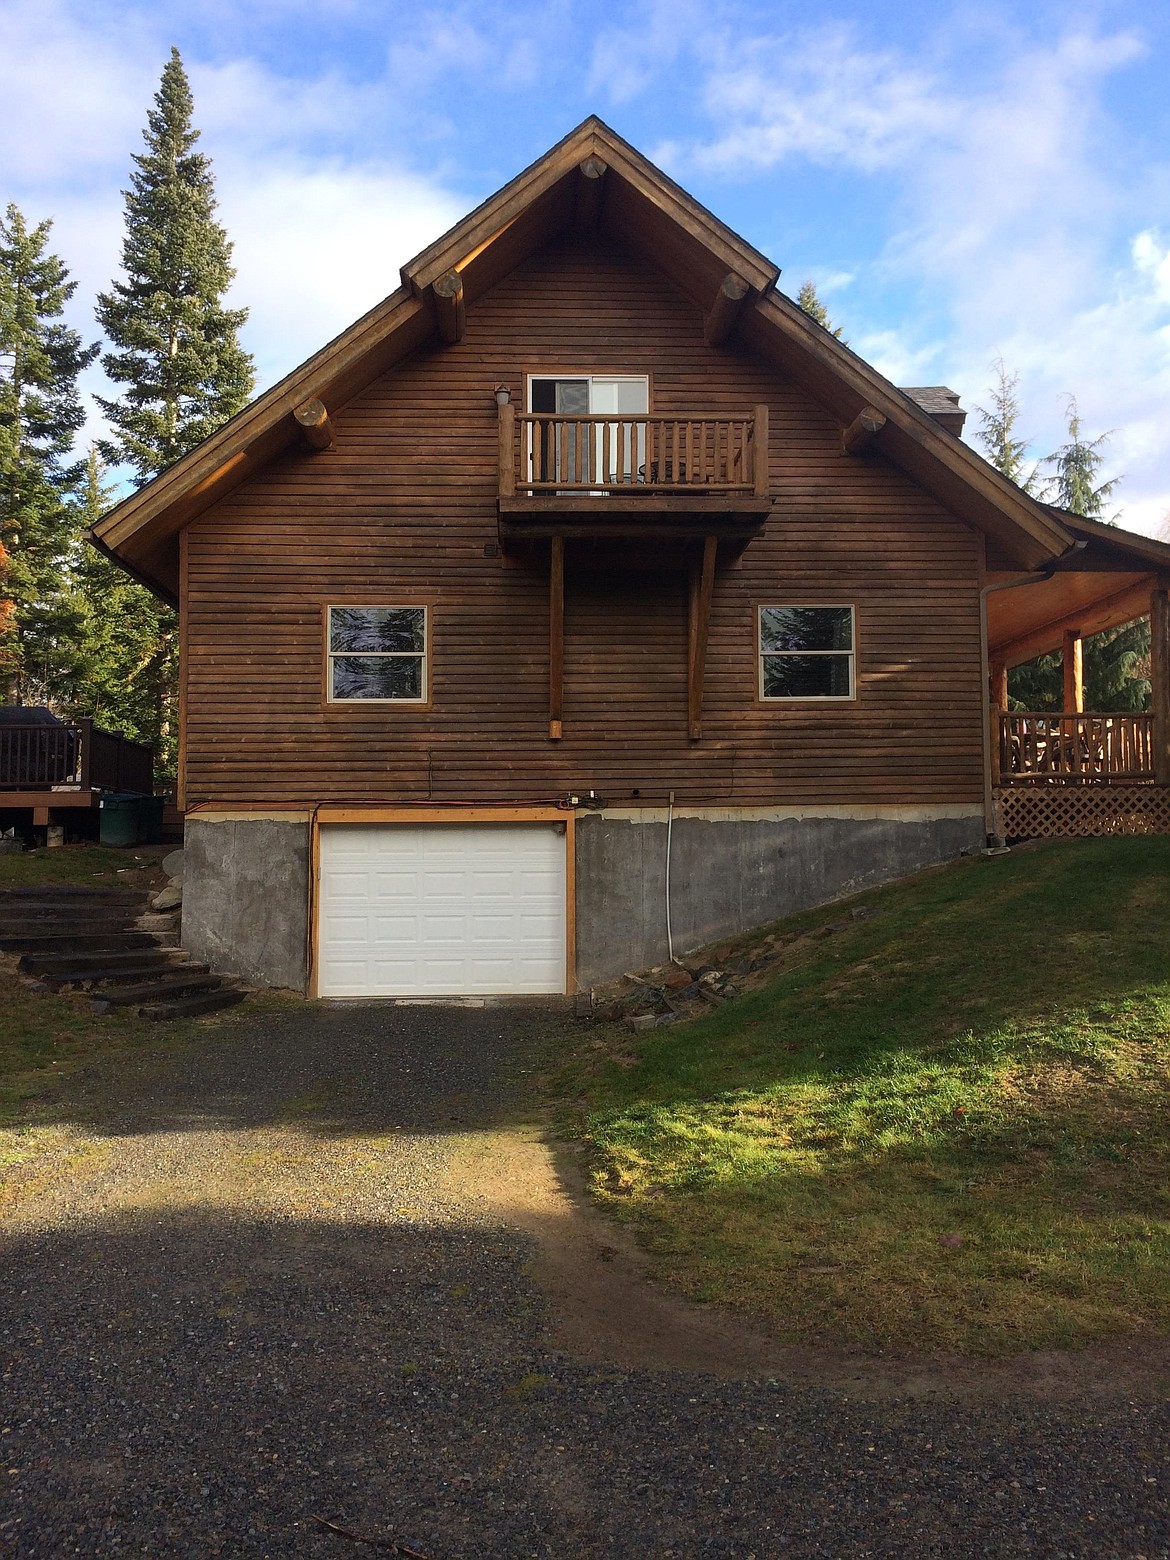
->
(0, 204), (98, 706)
(72, 448), (179, 766)
(1009, 397), (1144, 712)
(92, 47), (253, 780)
(96, 46), (253, 484)
(1044, 396), (1119, 521)
(796, 280), (846, 342)
(975, 360), (1040, 493)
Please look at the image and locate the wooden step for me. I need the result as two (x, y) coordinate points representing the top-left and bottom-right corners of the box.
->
(19, 946), (184, 976)
(139, 987), (246, 1020)
(96, 972), (225, 1006)
(0, 887), (150, 905)
(0, 910), (142, 931)
(42, 959), (209, 992)
(0, 931), (160, 955)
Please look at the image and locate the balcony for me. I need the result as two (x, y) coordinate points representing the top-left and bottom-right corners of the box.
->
(0, 717), (153, 824)
(497, 406), (773, 548)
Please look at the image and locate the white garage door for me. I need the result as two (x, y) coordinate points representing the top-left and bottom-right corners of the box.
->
(317, 823), (567, 997)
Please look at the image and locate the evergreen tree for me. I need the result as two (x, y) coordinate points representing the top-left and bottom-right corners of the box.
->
(72, 448), (179, 768)
(0, 204), (98, 705)
(975, 359), (1040, 494)
(92, 47), (253, 779)
(1044, 395), (1119, 521)
(96, 46), (253, 484)
(796, 280), (846, 342)
(1007, 395), (1145, 712)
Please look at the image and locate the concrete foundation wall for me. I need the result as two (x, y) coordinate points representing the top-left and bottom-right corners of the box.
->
(183, 817), (310, 991)
(574, 808), (984, 987)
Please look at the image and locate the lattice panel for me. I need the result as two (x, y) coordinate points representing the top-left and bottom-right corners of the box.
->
(995, 786), (1170, 839)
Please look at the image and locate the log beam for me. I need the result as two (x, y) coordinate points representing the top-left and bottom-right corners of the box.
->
(549, 535), (565, 741)
(687, 534), (718, 740)
(704, 272), (750, 347)
(433, 270), (466, 344)
(574, 157), (608, 234)
(293, 398), (333, 451)
(842, 406), (886, 455)
(1062, 629), (1084, 714)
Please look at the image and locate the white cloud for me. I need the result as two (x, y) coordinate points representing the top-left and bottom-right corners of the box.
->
(216, 159), (462, 387)
(674, 20), (1170, 534)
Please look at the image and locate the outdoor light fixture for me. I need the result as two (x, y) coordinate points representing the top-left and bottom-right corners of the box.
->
(494, 385), (511, 407)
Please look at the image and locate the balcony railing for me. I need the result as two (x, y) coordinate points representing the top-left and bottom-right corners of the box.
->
(499, 408), (769, 498)
(0, 718), (153, 795)
(997, 712), (1155, 783)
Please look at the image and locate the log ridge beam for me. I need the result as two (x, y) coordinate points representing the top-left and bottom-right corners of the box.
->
(842, 406), (886, 455)
(704, 273), (750, 347)
(574, 157), (608, 234)
(293, 398), (333, 451)
(433, 270), (466, 344)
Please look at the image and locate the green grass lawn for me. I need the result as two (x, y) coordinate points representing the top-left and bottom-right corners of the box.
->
(553, 837), (1170, 1355)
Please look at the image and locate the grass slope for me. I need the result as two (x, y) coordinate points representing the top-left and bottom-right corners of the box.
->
(555, 838), (1170, 1355)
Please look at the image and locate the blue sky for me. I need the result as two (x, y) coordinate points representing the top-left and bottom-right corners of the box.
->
(6, 0), (1170, 532)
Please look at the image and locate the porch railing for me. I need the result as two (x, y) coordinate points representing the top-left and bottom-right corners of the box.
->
(500, 408), (769, 497)
(0, 719), (153, 795)
(997, 711), (1155, 782)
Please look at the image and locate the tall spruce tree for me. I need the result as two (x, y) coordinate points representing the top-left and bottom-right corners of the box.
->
(72, 448), (178, 760)
(1004, 392), (1146, 712)
(0, 204), (97, 706)
(975, 359), (1039, 494)
(796, 280), (846, 342)
(96, 46), (253, 482)
(94, 47), (253, 778)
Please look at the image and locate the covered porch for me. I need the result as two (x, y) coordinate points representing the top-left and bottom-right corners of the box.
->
(988, 513), (1170, 838)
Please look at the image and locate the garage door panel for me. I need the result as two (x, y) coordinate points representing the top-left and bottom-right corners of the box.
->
(317, 823), (567, 997)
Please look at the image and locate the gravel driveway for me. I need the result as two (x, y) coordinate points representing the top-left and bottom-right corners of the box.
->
(1, 1000), (1168, 1558)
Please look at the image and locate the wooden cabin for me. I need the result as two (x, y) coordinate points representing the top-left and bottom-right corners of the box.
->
(89, 119), (1170, 997)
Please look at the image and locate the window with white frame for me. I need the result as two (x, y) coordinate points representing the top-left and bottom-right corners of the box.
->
(327, 606), (427, 702)
(759, 605), (855, 699)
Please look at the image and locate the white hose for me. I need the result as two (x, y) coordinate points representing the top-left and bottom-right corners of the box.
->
(665, 789), (675, 964)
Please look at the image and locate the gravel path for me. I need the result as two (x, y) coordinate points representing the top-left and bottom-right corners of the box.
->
(1, 1001), (1168, 1559)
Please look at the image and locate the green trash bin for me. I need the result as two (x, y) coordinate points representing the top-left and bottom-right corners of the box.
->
(99, 793), (143, 847)
(141, 795), (166, 845)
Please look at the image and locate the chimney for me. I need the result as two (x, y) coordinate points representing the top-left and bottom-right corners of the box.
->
(900, 386), (967, 436)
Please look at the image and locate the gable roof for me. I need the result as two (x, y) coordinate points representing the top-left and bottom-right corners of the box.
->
(92, 115), (1084, 597)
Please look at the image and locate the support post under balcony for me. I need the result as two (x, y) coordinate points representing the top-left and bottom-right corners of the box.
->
(687, 535), (718, 740)
(549, 535), (564, 742)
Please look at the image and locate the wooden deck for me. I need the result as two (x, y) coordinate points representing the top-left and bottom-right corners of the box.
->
(993, 711), (1170, 836)
(0, 720), (153, 824)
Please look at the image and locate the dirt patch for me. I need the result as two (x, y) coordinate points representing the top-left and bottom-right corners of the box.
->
(446, 1123), (1170, 1401)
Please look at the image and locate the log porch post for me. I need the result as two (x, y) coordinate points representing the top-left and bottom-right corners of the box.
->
(990, 661), (1007, 787)
(1062, 629), (1084, 714)
(1151, 588), (1170, 783)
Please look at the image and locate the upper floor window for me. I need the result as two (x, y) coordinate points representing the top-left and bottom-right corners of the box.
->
(529, 375), (649, 486)
(327, 606), (427, 702)
(759, 606), (855, 700)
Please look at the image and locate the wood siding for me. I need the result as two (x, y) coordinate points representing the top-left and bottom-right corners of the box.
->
(183, 236), (985, 808)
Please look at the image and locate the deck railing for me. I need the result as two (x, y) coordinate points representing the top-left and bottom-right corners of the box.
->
(500, 408), (769, 498)
(0, 719), (153, 795)
(997, 711), (1155, 782)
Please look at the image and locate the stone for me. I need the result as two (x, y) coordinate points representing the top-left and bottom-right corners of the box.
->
(663, 968), (693, 990)
(89, 999), (113, 1016)
(152, 884), (183, 911)
(624, 1013), (657, 1032)
(161, 848), (185, 878)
